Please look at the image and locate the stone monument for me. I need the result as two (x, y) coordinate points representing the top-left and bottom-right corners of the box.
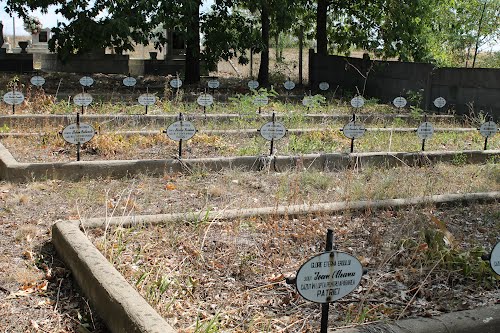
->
(30, 28), (51, 53)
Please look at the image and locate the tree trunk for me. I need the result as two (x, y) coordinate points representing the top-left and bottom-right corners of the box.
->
(258, 2), (270, 86)
(316, 0), (328, 55)
(184, 0), (201, 84)
(472, 1), (487, 68)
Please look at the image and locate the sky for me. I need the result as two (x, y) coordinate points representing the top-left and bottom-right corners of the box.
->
(0, 0), (215, 36)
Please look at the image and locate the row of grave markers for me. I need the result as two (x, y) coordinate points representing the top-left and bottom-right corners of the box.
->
(60, 109), (498, 163)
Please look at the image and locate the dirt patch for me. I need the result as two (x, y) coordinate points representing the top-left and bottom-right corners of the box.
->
(87, 203), (500, 332)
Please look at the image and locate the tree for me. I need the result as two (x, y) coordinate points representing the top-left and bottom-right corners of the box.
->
(5, 0), (204, 82)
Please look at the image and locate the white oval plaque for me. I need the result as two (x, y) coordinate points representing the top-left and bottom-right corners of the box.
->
(170, 78), (183, 89)
(253, 95), (269, 107)
(319, 82), (330, 91)
(393, 96), (407, 108)
(259, 121), (287, 141)
(434, 97), (446, 109)
(248, 80), (259, 89)
(166, 121), (196, 141)
(3, 91), (25, 105)
(197, 94), (214, 107)
(73, 93), (93, 106)
(490, 242), (500, 275)
(138, 93), (156, 106)
(417, 121), (434, 140)
(284, 80), (295, 90)
(303, 96), (314, 107)
(343, 121), (366, 139)
(123, 77), (137, 87)
(296, 251), (363, 304)
(350, 96), (365, 108)
(479, 121), (498, 138)
(207, 79), (220, 89)
(79, 76), (94, 87)
(30, 76), (46, 87)
(62, 123), (95, 144)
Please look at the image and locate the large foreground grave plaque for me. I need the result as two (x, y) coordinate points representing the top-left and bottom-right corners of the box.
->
(165, 113), (196, 158)
(417, 115), (434, 151)
(342, 114), (366, 153)
(478, 119), (498, 150)
(61, 113), (96, 161)
(259, 112), (286, 156)
(3, 90), (24, 114)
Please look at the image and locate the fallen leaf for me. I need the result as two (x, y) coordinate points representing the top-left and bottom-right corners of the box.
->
(165, 183), (176, 191)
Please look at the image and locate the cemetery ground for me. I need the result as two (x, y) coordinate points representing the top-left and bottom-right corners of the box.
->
(0, 163), (499, 332)
(0, 73), (499, 332)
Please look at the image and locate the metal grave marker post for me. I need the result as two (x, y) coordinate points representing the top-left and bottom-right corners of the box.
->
(79, 76), (94, 92)
(197, 92), (214, 116)
(207, 78), (219, 96)
(350, 96), (365, 110)
(248, 80), (259, 90)
(417, 114), (434, 151)
(284, 79), (295, 95)
(259, 112), (287, 156)
(319, 82), (329, 92)
(295, 229), (363, 333)
(342, 114), (366, 153)
(303, 92), (314, 111)
(489, 242), (500, 275)
(164, 113), (197, 158)
(30, 75), (46, 88)
(393, 96), (407, 110)
(433, 97), (446, 113)
(253, 94), (269, 114)
(123, 75), (137, 94)
(478, 117), (498, 150)
(61, 113), (96, 161)
(73, 92), (93, 115)
(138, 87), (156, 114)
(3, 90), (25, 114)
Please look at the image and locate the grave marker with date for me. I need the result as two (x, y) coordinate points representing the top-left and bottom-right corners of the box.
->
(434, 97), (446, 113)
(417, 114), (434, 151)
(292, 229), (364, 333)
(73, 92), (93, 114)
(342, 114), (366, 153)
(3, 90), (24, 114)
(478, 117), (498, 150)
(61, 113), (96, 161)
(248, 80), (259, 90)
(164, 113), (196, 158)
(197, 93), (214, 116)
(259, 112), (287, 156)
(138, 88), (156, 114)
(253, 95), (269, 114)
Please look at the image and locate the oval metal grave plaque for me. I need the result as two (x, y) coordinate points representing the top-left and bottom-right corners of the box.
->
(170, 78), (183, 88)
(303, 96), (314, 107)
(284, 80), (295, 90)
(248, 80), (259, 89)
(253, 95), (269, 107)
(296, 251), (363, 303)
(123, 76), (137, 87)
(62, 123), (96, 144)
(208, 79), (220, 89)
(3, 91), (25, 105)
(350, 96), (365, 108)
(166, 121), (196, 141)
(479, 121), (498, 138)
(79, 76), (94, 87)
(319, 82), (330, 91)
(74, 93), (93, 106)
(343, 121), (366, 139)
(138, 93), (156, 106)
(434, 97), (446, 109)
(393, 96), (407, 108)
(197, 94), (214, 107)
(259, 121), (286, 141)
(490, 242), (500, 275)
(30, 76), (46, 87)
(417, 121), (434, 140)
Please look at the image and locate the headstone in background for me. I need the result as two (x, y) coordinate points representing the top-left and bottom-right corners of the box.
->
(30, 28), (51, 54)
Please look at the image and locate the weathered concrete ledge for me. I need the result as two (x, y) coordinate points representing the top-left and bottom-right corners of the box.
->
(80, 191), (500, 229)
(52, 220), (175, 333)
(330, 304), (500, 333)
(53, 192), (500, 333)
(1, 142), (498, 182)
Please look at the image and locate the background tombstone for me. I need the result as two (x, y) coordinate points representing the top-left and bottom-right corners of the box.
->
(30, 28), (51, 54)
(0, 20), (5, 56)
